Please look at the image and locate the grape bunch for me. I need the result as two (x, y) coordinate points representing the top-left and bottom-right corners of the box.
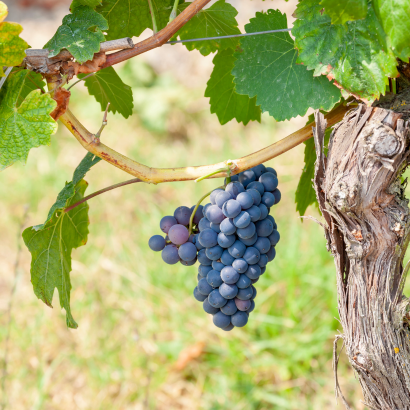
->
(148, 163), (281, 331)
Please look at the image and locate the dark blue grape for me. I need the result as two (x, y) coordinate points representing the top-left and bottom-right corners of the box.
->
(259, 172), (278, 191)
(206, 270), (223, 287)
(225, 181), (245, 199)
(213, 311), (231, 328)
(222, 199), (242, 218)
(212, 261), (225, 271)
(228, 240), (246, 258)
(220, 218), (236, 235)
(203, 203), (212, 218)
(221, 299), (238, 315)
(203, 298), (219, 315)
(272, 189), (281, 205)
(251, 277), (259, 284)
(231, 311), (248, 327)
(148, 235), (166, 251)
(198, 217), (211, 232)
(245, 264), (261, 279)
(189, 234), (196, 244)
(221, 249), (235, 266)
(217, 232), (236, 248)
(238, 170), (256, 187)
(195, 237), (205, 250)
(236, 192), (254, 210)
(168, 224), (189, 245)
(251, 285), (257, 299)
(260, 266), (266, 275)
(234, 298), (251, 311)
(191, 205), (204, 225)
(174, 206), (192, 226)
(232, 258), (248, 273)
(247, 205), (261, 222)
(210, 189), (224, 205)
(251, 164), (266, 178)
(161, 244), (180, 264)
(197, 249), (212, 265)
(236, 274), (251, 289)
(238, 233), (258, 246)
(180, 257), (197, 266)
(206, 245), (224, 261)
(160, 215), (178, 234)
(198, 278), (213, 295)
(208, 289), (227, 308)
(198, 264), (212, 277)
(198, 228), (218, 248)
(221, 266), (239, 284)
(254, 237), (271, 254)
(219, 283), (239, 299)
(243, 246), (260, 265)
(233, 211), (251, 229)
(258, 204), (269, 219)
(207, 205), (225, 224)
(248, 300), (255, 313)
(261, 192), (275, 208)
(193, 286), (207, 302)
(266, 215), (277, 229)
(215, 191), (233, 208)
(178, 242), (197, 261)
(210, 222), (221, 233)
(258, 254), (268, 267)
(268, 230), (280, 246)
(237, 286), (253, 300)
(237, 222), (256, 240)
(247, 181), (265, 195)
(266, 246), (276, 262)
(265, 167), (277, 176)
(246, 188), (261, 206)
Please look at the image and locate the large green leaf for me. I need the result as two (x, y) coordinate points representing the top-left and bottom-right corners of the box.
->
(232, 9), (340, 122)
(205, 49), (261, 125)
(44, 6), (108, 64)
(320, 0), (367, 25)
(293, 0), (398, 101)
(176, 0), (240, 56)
(10, 68), (46, 105)
(79, 66), (134, 118)
(0, 70), (57, 170)
(97, 0), (173, 41)
(70, 0), (102, 11)
(373, 0), (410, 61)
(23, 180), (90, 329)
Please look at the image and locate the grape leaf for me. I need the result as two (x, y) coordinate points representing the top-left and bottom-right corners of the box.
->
(373, 0), (410, 61)
(232, 9), (340, 122)
(23, 180), (90, 329)
(292, 0), (398, 101)
(97, 0), (173, 41)
(320, 0), (367, 25)
(79, 66), (134, 118)
(70, 0), (102, 11)
(205, 49), (261, 125)
(0, 3), (29, 76)
(176, 0), (240, 56)
(0, 70), (57, 170)
(44, 6), (108, 64)
(10, 68), (46, 105)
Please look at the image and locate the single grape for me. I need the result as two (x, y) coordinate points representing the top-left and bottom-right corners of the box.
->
(210, 222), (221, 233)
(197, 249), (212, 266)
(233, 211), (251, 229)
(261, 192), (275, 208)
(217, 231), (236, 249)
(193, 286), (207, 302)
(259, 172), (278, 192)
(198, 278), (213, 296)
(222, 199), (242, 218)
(254, 237), (271, 254)
(221, 266), (239, 284)
(255, 219), (273, 237)
(215, 191), (233, 209)
(168, 224), (189, 245)
(272, 189), (281, 204)
(238, 170), (256, 187)
(210, 189), (224, 205)
(247, 181), (265, 196)
(232, 258), (248, 273)
(203, 298), (219, 315)
(243, 246), (260, 265)
(203, 203), (212, 218)
(228, 240), (246, 258)
(219, 283), (239, 299)
(221, 249), (235, 266)
(195, 237), (205, 251)
(266, 214), (277, 228)
(238, 232), (258, 246)
(190, 205), (204, 225)
(161, 244), (180, 264)
(236, 274), (251, 289)
(258, 204), (269, 219)
(225, 181), (245, 199)
(198, 217), (211, 232)
(220, 218), (236, 235)
(231, 311), (248, 327)
(251, 285), (257, 299)
(246, 188), (262, 206)
(266, 246), (276, 262)
(198, 228), (218, 248)
(268, 230), (280, 246)
(222, 323), (235, 331)
(265, 166), (277, 176)
(236, 222), (256, 240)
(198, 264), (212, 277)
(251, 164), (266, 178)
(213, 311), (231, 328)
(207, 205), (225, 224)
(236, 286), (253, 300)
(180, 257), (197, 266)
(220, 299), (237, 315)
(235, 298), (251, 311)
(212, 261), (225, 271)
(208, 289), (228, 308)
(174, 206), (192, 226)
(206, 245), (224, 261)
(258, 254), (269, 267)
(148, 235), (166, 252)
(236, 192), (254, 210)
(260, 266), (266, 275)
(178, 242), (197, 261)
(248, 300), (256, 313)
(206, 270), (223, 287)
(160, 215), (178, 234)
(245, 264), (261, 279)
(246, 205), (261, 223)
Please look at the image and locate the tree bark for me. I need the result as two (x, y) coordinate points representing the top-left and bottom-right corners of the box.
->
(312, 106), (410, 409)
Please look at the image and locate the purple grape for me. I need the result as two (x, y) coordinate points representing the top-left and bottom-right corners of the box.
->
(221, 266), (240, 284)
(222, 199), (242, 218)
(225, 181), (245, 199)
(251, 277), (259, 284)
(198, 217), (211, 232)
(193, 286), (207, 302)
(161, 244), (179, 264)
(254, 237), (271, 254)
(258, 204), (269, 219)
(232, 258), (248, 273)
(259, 172), (278, 191)
(198, 278), (213, 296)
(217, 232), (236, 248)
(210, 189), (224, 205)
(220, 218), (236, 235)
(220, 299), (237, 315)
(245, 264), (261, 279)
(198, 228), (218, 248)
(160, 215), (178, 234)
(203, 298), (219, 315)
(231, 311), (248, 327)
(174, 206), (192, 226)
(215, 191), (233, 208)
(222, 323), (235, 331)
(233, 211), (250, 229)
(219, 283), (238, 299)
(208, 289), (227, 308)
(148, 235), (166, 251)
(266, 246), (276, 262)
(255, 219), (273, 237)
(206, 270), (223, 287)
(251, 285), (257, 299)
(238, 232), (258, 246)
(243, 246), (260, 265)
(178, 242), (197, 261)
(260, 266), (266, 274)
(238, 170), (256, 187)
(258, 254), (269, 267)
(212, 261), (225, 271)
(168, 224), (189, 245)
(190, 205), (204, 225)
(205, 245), (224, 261)
(207, 205), (225, 224)
(272, 189), (281, 204)
(247, 188), (262, 206)
(248, 300), (256, 313)
(247, 182), (265, 196)
(236, 222), (256, 240)
(265, 166), (277, 176)
(198, 264), (212, 277)
(234, 298), (251, 311)
(210, 222), (221, 233)
(261, 192), (275, 208)
(247, 205), (261, 222)
(189, 234), (196, 243)
(237, 286), (253, 300)
(267, 215), (277, 229)
(180, 257), (197, 266)
(236, 274), (251, 289)
(221, 249), (235, 266)
(197, 249), (212, 265)
(203, 203), (212, 218)
(236, 192), (254, 209)
(228, 240), (246, 258)
(268, 230), (280, 246)
(213, 311), (231, 328)
(251, 164), (266, 178)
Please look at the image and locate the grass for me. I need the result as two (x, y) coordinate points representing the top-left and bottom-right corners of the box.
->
(0, 59), (387, 410)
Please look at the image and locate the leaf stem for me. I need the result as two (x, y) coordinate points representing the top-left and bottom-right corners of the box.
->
(169, 0), (179, 22)
(95, 103), (110, 138)
(195, 162), (233, 183)
(67, 72), (95, 91)
(147, 0), (158, 34)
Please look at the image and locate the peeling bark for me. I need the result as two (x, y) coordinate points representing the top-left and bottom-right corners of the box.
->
(313, 106), (410, 409)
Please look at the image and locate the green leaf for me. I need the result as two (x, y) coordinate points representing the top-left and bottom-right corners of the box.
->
(23, 180), (90, 329)
(97, 0), (173, 41)
(293, 0), (398, 101)
(79, 66), (134, 118)
(44, 6), (108, 64)
(232, 9), (340, 122)
(373, 0), (410, 61)
(175, 0), (241, 56)
(70, 0), (102, 11)
(205, 48), (261, 125)
(320, 0), (367, 25)
(0, 70), (57, 170)
(10, 68), (46, 105)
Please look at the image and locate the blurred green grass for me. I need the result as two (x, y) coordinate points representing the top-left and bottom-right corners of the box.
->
(0, 59), (388, 410)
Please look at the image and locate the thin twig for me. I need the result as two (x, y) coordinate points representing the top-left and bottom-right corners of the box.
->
(0, 67), (13, 92)
(67, 72), (95, 91)
(147, 0), (158, 33)
(94, 103), (110, 139)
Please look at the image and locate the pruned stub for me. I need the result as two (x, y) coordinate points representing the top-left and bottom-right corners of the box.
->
(313, 106), (410, 410)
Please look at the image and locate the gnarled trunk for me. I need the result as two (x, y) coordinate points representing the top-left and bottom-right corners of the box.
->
(313, 106), (410, 409)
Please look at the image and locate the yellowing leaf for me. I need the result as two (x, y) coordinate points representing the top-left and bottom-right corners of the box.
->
(0, 1), (8, 22)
